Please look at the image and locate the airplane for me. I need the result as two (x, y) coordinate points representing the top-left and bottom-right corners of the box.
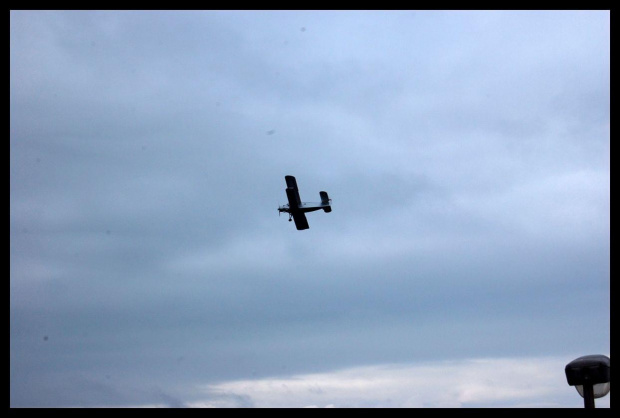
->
(278, 175), (331, 230)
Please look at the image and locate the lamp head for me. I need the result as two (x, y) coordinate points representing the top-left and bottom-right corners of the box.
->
(565, 355), (610, 399)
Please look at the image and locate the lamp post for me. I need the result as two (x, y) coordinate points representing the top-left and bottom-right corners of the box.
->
(565, 354), (610, 408)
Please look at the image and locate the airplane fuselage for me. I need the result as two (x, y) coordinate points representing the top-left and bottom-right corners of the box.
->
(278, 202), (329, 214)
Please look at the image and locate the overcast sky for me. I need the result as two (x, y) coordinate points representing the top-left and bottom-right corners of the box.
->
(10, 10), (609, 408)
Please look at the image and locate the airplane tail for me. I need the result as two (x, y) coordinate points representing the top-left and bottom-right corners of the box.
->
(320, 191), (332, 213)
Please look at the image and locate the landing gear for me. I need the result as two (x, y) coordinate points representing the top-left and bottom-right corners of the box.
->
(278, 207), (294, 222)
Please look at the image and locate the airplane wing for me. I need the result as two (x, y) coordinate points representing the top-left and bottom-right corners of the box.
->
(292, 212), (310, 230)
(285, 175), (298, 189)
(285, 187), (301, 209)
(285, 176), (302, 208)
(283, 175), (310, 230)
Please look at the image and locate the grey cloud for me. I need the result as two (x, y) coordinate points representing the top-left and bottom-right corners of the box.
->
(11, 10), (608, 407)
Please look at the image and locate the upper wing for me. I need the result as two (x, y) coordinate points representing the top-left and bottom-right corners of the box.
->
(284, 176), (302, 208)
(292, 212), (310, 230)
(285, 175), (298, 189)
(285, 187), (301, 209)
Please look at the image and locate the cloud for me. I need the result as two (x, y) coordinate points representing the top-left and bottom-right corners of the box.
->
(10, 10), (609, 407)
(190, 355), (610, 408)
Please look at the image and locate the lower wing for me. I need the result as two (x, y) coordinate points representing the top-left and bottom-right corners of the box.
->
(292, 212), (310, 230)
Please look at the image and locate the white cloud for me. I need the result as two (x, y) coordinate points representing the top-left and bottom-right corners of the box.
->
(189, 355), (610, 408)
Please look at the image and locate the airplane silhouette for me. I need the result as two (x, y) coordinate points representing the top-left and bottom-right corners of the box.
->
(278, 175), (331, 230)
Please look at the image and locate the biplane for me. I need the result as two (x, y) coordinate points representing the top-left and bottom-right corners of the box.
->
(278, 175), (331, 230)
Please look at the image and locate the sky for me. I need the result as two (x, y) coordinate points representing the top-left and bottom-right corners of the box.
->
(10, 10), (610, 408)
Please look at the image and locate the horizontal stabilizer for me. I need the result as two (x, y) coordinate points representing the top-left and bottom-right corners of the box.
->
(320, 191), (330, 204)
(320, 191), (331, 212)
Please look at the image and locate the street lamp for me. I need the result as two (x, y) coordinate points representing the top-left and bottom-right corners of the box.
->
(565, 354), (610, 408)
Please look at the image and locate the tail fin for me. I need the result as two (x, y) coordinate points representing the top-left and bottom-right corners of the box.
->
(320, 191), (332, 213)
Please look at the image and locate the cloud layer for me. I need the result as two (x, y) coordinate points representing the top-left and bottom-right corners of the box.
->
(186, 356), (611, 408)
(11, 10), (609, 407)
